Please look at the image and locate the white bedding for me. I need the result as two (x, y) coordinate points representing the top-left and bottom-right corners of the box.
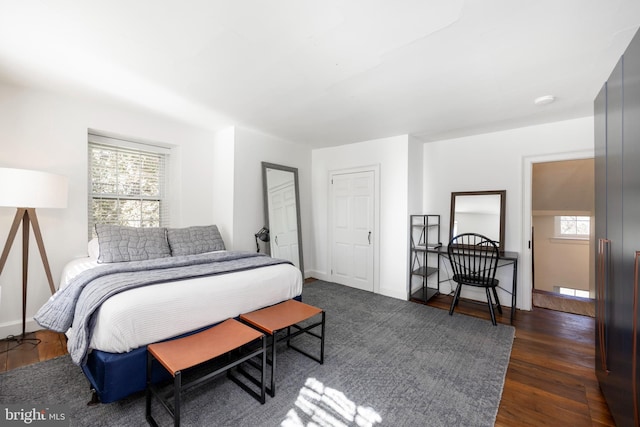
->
(60, 254), (303, 354)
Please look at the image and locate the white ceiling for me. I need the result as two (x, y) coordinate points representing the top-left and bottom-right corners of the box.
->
(1, 1), (639, 148)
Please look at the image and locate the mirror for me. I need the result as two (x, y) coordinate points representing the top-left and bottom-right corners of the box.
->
(449, 190), (506, 253)
(261, 162), (304, 274)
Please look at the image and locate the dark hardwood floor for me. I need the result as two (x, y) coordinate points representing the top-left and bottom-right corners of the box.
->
(0, 329), (67, 372)
(0, 293), (614, 426)
(425, 294), (615, 427)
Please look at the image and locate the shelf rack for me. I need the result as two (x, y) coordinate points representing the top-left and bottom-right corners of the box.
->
(409, 214), (441, 302)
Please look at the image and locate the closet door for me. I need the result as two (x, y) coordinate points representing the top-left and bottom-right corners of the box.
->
(605, 56), (630, 425)
(595, 28), (640, 426)
(594, 83), (608, 381)
(622, 29), (640, 426)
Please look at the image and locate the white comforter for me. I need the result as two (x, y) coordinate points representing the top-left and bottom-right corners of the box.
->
(59, 254), (303, 354)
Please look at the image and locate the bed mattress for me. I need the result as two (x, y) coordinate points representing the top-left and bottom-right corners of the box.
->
(59, 254), (303, 354)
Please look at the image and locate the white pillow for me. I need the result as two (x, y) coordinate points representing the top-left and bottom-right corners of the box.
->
(88, 238), (100, 259)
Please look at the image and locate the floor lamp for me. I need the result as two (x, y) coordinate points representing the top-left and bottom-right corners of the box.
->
(0, 167), (68, 339)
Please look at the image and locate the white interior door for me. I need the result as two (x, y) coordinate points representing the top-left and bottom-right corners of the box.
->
(330, 170), (375, 292)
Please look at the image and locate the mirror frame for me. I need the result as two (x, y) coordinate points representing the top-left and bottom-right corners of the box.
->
(261, 162), (304, 275)
(449, 190), (506, 253)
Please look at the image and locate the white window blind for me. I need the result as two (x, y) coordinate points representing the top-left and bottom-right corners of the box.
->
(88, 133), (171, 238)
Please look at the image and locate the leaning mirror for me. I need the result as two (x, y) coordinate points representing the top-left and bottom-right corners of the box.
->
(449, 190), (506, 253)
(261, 162), (304, 274)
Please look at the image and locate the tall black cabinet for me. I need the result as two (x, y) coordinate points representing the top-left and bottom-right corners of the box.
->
(595, 27), (640, 427)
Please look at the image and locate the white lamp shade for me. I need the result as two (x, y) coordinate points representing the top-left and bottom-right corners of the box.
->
(0, 167), (68, 209)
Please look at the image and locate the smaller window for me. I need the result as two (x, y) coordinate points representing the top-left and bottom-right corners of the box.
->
(556, 286), (590, 298)
(555, 215), (590, 238)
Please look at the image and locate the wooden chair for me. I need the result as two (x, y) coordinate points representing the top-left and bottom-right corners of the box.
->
(447, 233), (502, 325)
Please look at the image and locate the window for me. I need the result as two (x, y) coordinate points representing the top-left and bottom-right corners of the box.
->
(88, 133), (171, 238)
(555, 215), (590, 238)
(555, 286), (590, 298)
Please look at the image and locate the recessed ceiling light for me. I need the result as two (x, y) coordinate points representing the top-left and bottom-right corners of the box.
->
(534, 95), (556, 106)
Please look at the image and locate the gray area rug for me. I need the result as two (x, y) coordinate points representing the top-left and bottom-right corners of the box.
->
(0, 281), (514, 426)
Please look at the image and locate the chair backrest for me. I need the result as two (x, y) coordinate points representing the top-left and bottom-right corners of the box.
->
(447, 233), (499, 286)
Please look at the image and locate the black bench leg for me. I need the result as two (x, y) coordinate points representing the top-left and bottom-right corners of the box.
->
(174, 371), (181, 427)
(320, 311), (325, 364)
(146, 352), (159, 427)
(261, 335), (266, 402)
(270, 333), (277, 397)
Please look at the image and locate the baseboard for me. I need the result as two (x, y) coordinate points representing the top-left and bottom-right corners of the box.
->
(305, 270), (329, 282)
(378, 287), (407, 301)
(0, 317), (40, 339)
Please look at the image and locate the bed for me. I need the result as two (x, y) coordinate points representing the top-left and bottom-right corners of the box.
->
(35, 225), (303, 403)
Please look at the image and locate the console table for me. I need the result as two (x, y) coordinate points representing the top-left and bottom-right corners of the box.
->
(428, 247), (519, 324)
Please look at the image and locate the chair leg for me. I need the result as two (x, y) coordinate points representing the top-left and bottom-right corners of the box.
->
(485, 288), (497, 326)
(492, 287), (503, 314)
(449, 283), (462, 316)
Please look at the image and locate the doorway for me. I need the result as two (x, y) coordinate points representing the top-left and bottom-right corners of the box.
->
(530, 158), (595, 316)
(329, 169), (376, 292)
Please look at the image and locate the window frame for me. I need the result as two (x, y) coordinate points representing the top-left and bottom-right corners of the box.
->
(88, 133), (171, 239)
(554, 215), (591, 239)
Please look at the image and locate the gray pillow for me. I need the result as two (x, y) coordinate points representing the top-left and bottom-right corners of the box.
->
(167, 225), (225, 256)
(95, 225), (171, 263)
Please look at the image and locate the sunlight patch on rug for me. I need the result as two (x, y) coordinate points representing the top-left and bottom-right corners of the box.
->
(282, 377), (382, 427)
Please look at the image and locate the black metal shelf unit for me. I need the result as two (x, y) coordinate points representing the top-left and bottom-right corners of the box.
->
(409, 214), (441, 302)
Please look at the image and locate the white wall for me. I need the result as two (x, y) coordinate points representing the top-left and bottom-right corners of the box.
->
(423, 117), (594, 309)
(408, 135), (425, 218)
(311, 134), (414, 300)
(532, 215), (590, 293)
(211, 127), (236, 247)
(0, 78), (596, 335)
(0, 83), (313, 337)
(230, 126), (312, 268)
(0, 82), (220, 337)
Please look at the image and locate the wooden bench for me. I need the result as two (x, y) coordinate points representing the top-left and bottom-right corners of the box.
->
(145, 319), (266, 427)
(239, 299), (325, 397)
